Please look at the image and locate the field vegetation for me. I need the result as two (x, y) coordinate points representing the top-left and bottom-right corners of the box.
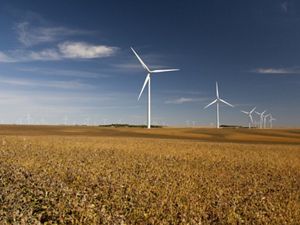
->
(0, 126), (299, 224)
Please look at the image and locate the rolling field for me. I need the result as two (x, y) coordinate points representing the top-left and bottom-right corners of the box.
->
(0, 125), (299, 224)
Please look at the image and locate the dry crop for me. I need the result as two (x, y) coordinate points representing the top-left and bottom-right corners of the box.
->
(0, 128), (299, 224)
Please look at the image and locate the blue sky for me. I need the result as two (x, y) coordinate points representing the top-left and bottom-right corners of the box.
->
(0, 0), (299, 127)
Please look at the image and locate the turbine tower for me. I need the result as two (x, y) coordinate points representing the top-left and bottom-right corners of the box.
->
(255, 110), (266, 129)
(241, 107), (256, 128)
(131, 47), (179, 129)
(204, 82), (234, 129)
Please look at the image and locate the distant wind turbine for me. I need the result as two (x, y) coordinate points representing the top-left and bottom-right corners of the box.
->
(263, 114), (271, 129)
(131, 47), (179, 129)
(255, 110), (266, 129)
(204, 82), (234, 129)
(241, 106), (256, 128)
(269, 115), (276, 129)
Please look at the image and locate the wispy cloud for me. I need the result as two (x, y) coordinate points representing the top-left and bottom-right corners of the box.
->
(28, 48), (62, 60)
(15, 22), (92, 47)
(281, 1), (288, 13)
(253, 67), (300, 74)
(18, 67), (104, 78)
(0, 52), (15, 63)
(0, 89), (115, 106)
(0, 17), (118, 63)
(0, 77), (93, 90)
(0, 42), (118, 63)
(165, 97), (207, 104)
(160, 90), (203, 95)
(113, 63), (144, 71)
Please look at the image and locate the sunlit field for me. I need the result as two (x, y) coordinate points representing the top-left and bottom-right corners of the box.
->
(0, 125), (299, 224)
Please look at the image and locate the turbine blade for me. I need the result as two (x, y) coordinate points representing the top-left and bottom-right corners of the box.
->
(204, 99), (217, 109)
(131, 47), (150, 72)
(151, 69), (180, 73)
(219, 98), (234, 107)
(241, 110), (249, 115)
(250, 107), (256, 114)
(249, 114), (254, 123)
(138, 74), (150, 101)
(216, 82), (219, 98)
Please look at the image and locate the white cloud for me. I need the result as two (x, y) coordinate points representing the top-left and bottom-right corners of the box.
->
(0, 42), (118, 63)
(253, 68), (300, 74)
(0, 52), (15, 63)
(165, 97), (207, 104)
(0, 49), (61, 62)
(0, 20), (117, 63)
(58, 42), (117, 59)
(0, 77), (93, 90)
(18, 67), (103, 78)
(28, 49), (62, 61)
(15, 22), (92, 47)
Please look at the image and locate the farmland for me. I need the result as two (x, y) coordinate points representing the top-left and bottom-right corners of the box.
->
(0, 125), (299, 224)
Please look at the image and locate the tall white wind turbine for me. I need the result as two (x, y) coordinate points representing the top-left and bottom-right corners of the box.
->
(241, 106), (256, 128)
(131, 47), (179, 129)
(204, 82), (234, 129)
(255, 110), (266, 129)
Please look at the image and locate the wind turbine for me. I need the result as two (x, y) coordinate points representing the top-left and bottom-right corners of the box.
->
(204, 82), (234, 129)
(131, 47), (179, 129)
(264, 114), (271, 129)
(241, 107), (256, 128)
(269, 115), (276, 129)
(255, 110), (266, 129)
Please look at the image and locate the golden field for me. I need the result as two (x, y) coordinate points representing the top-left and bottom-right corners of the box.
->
(0, 125), (299, 224)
